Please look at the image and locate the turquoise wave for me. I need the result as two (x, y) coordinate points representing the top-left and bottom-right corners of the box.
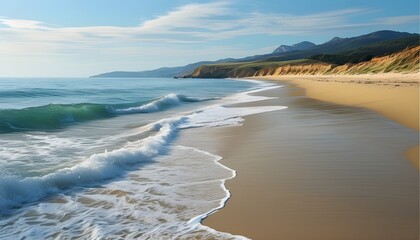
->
(0, 93), (212, 133)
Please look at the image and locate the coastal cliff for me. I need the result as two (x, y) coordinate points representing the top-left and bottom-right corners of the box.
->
(186, 46), (420, 78)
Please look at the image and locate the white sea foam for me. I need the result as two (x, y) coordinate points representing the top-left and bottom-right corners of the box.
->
(0, 79), (284, 239)
(181, 105), (286, 128)
(0, 117), (184, 210)
(0, 145), (249, 239)
(114, 93), (215, 114)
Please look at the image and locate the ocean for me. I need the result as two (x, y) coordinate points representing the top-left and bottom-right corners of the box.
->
(0, 77), (285, 239)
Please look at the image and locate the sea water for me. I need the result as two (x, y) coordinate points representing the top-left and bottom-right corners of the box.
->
(0, 77), (285, 239)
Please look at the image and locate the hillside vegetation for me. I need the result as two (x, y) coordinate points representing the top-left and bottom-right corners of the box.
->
(186, 45), (420, 78)
(309, 35), (419, 65)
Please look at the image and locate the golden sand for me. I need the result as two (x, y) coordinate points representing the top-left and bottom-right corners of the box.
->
(201, 82), (419, 239)
(256, 74), (419, 130)
(257, 74), (420, 168)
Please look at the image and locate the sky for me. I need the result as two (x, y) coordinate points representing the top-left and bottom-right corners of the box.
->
(0, 0), (418, 77)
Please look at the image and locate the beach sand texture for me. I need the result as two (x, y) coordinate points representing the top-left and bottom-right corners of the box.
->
(260, 75), (419, 168)
(188, 80), (420, 240)
(259, 74), (419, 130)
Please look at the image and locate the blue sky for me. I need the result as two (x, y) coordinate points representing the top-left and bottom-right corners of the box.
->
(0, 0), (418, 77)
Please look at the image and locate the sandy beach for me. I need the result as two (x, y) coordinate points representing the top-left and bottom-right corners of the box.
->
(178, 77), (419, 240)
(258, 74), (419, 168)
(258, 74), (419, 130)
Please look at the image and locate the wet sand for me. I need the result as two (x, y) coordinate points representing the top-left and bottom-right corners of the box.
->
(184, 83), (419, 239)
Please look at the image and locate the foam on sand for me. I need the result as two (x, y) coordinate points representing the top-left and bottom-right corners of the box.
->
(0, 80), (285, 239)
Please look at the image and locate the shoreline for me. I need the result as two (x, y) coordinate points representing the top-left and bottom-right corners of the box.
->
(202, 79), (419, 239)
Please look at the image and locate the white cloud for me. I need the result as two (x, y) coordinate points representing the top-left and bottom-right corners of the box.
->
(139, 1), (232, 32)
(0, 18), (46, 29)
(0, 2), (416, 53)
(380, 15), (420, 25)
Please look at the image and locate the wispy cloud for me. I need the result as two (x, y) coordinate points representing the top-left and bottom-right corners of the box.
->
(139, 1), (232, 32)
(379, 15), (420, 25)
(0, 18), (46, 29)
(0, 1), (417, 56)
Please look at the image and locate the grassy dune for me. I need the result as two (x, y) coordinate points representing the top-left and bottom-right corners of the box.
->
(187, 46), (420, 78)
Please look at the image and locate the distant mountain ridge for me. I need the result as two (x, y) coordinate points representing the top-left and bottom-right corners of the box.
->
(91, 61), (214, 78)
(272, 41), (315, 54)
(90, 30), (418, 78)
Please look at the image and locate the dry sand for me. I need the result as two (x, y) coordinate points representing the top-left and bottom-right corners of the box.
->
(257, 74), (419, 130)
(192, 80), (420, 240)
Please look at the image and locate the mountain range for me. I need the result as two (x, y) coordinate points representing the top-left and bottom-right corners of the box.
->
(272, 41), (315, 54)
(91, 30), (419, 78)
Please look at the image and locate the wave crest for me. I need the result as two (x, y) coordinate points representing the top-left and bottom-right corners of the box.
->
(113, 93), (212, 114)
(0, 93), (214, 133)
(0, 117), (184, 211)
